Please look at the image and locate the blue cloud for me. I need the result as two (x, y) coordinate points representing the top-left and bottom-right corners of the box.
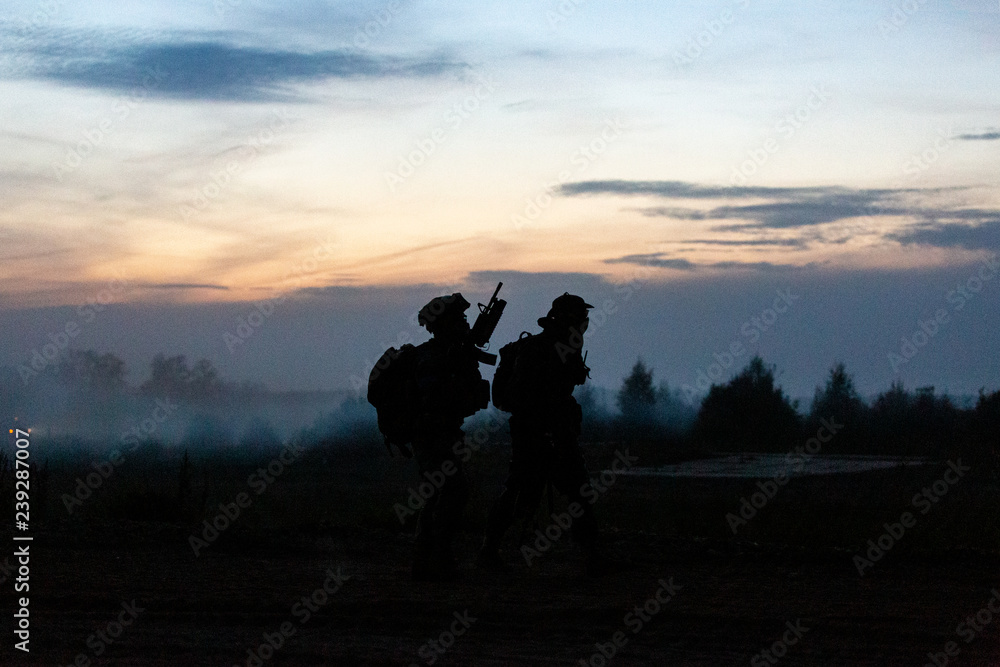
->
(12, 33), (464, 101)
(558, 180), (908, 202)
(681, 238), (807, 248)
(558, 180), (997, 232)
(887, 221), (1000, 251)
(604, 254), (697, 270)
(603, 253), (808, 272)
(957, 131), (1000, 141)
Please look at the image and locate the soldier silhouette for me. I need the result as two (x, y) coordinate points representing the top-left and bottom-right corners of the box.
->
(480, 293), (619, 576)
(409, 293), (489, 580)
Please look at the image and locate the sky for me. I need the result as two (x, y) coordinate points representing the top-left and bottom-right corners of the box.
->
(1, 0), (999, 403)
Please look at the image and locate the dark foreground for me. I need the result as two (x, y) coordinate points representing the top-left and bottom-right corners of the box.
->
(4, 522), (999, 666)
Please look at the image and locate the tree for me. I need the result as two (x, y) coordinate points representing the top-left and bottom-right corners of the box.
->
(141, 354), (192, 397)
(141, 354), (222, 400)
(182, 413), (234, 449)
(811, 363), (864, 419)
(238, 417), (282, 455)
(188, 358), (221, 399)
(55, 349), (128, 433)
(617, 359), (656, 424)
(575, 385), (613, 440)
(974, 389), (1000, 461)
(56, 349), (126, 393)
(872, 380), (911, 419)
(807, 362), (869, 452)
(655, 381), (698, 434)
(869, 381), (934, 455)
(810, 362), (867, 427)
(694, 356), (800, 452)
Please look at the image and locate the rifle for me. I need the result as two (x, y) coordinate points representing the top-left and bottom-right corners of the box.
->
(468, 281), (506, 365)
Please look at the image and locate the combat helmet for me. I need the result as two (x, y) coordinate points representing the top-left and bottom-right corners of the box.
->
(537, 292), (593, 328)
(418, 293), (471, 334)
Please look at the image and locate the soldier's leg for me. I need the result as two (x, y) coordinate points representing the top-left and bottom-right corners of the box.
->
(483, 455), (546, 549)
(483, 469), (518, 551)
(550, 439), (627, 575)
(482, 420), (549, 555)
(549, 440), (600, 550)
(411, 437), (440, 578)
(426, 432), (470, 578)
(434, 441), (469, 549)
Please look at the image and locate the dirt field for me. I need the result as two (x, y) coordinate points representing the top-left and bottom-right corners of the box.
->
(5, 519), (999, 667)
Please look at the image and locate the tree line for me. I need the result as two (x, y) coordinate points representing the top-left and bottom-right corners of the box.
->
(2, 348), (997, 463)
(603, 356), (998, 461)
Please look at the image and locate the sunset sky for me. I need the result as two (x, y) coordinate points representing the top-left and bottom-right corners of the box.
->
(2, 1), (998, 399)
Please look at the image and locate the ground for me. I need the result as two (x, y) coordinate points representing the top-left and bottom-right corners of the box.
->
(6, 520), (999, 666)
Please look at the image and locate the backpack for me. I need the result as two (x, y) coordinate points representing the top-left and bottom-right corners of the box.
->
(491, 332), (533, 413)
(367, 344), (418, 456)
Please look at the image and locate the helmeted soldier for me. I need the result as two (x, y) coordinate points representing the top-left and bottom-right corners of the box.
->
(480, 293), (617, 575)
(410, 293), (488, 580)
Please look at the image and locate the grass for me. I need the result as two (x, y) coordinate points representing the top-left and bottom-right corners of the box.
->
(8, 432), (999, 555)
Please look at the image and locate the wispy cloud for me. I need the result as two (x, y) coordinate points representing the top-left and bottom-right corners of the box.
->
(142, 282), (230, 290)
(887, 220), (1000, 251)
(7, 29), (465, 102)
(604, 253), (809, 272)
(680, 238), (807, 248)
(558, 180), (908, 201)
(604, 254), (697, 270)
(634, 199), (918, 229)
(956, 130), (1000, 141)
(561, 180), (920, 228)
(558, 180), (1000, 239)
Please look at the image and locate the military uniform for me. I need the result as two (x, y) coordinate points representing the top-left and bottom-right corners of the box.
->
(481, 294), (610, 573)
(410, 294), (487, 580)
